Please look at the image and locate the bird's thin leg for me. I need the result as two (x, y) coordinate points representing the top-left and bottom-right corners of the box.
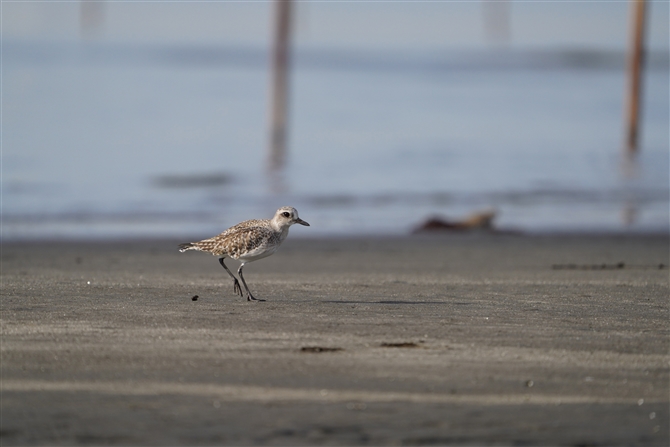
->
(238, 264), (264, 302)
(219, 258), (242, 297)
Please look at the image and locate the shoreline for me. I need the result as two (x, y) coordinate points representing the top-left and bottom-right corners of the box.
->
(2, 234), (668, 445)
(3, 227), (669, 243)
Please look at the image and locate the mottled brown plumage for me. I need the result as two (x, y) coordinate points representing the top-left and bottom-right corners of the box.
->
(179, 207), (309, 301)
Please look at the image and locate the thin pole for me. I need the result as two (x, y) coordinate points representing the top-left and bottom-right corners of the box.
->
(268, 0), (293, 175)
(624, 0), (647, 155)
(80, 0), (105, 38)
(483, 0), (511, 45)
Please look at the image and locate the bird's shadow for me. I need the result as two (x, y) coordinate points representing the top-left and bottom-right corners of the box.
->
(324, 300), (459, 305)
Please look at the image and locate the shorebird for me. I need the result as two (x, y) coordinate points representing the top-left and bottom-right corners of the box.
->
(178, 206), (309, 301)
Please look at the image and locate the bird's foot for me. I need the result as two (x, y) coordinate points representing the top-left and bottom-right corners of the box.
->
(233, 279), (243, 297)
(247, 293), (265, 302)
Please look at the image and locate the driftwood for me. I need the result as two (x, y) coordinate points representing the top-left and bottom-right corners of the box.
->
(413, 210), (496, 233)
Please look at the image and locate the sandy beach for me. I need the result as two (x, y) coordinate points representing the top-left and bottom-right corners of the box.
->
(1, 234), (668, 446)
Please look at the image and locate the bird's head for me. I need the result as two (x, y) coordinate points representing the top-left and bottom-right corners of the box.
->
(273, 206), (310, 230)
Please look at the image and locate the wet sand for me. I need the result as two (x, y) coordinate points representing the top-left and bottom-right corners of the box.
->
(1, 234), (668, 446)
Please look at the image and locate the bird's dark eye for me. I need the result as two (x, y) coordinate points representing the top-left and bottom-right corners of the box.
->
(282, 212), (290, 218)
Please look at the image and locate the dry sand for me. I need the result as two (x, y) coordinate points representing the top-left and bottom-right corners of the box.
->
(1, 234), (668, 445)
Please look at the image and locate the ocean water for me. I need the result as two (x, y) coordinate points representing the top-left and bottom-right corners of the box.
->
(3, 40), (669, 240)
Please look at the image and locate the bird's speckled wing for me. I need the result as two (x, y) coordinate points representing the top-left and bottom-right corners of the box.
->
(190, 219), (277, 259)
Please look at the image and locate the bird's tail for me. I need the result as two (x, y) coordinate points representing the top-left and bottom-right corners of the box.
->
(178, 242), (196, 252)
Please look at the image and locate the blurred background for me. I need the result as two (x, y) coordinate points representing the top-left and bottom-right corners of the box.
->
(3, 0), (669, 239)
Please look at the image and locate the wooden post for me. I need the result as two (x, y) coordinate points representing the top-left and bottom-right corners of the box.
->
(80, 0), (105, 38)
(624, 0), (647, 155)
(268, 0), (293, 175)
(483, 0), (511, 44)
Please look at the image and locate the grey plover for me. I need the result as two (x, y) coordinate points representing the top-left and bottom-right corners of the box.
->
(178, 206), (309, 301)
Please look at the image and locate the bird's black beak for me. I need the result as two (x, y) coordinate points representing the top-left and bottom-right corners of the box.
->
(295, 218), (310, 226)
